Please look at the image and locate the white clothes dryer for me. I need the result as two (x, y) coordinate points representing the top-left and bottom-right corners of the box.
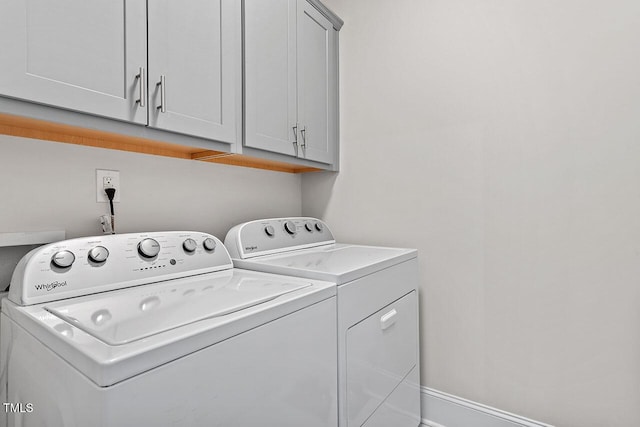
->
(0, 231), (337, 427)
(225, 217), (421, 427)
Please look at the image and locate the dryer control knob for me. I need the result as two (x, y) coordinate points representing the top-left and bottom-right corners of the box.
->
(51, 250), (75, 269)
(203, 238), (216, 251)
(284, 221), (297, 235)
(305, 222), (314, 232)
(315, 222), (324, 232)
(264, 225), (275, 237)
(183, 238), (197, 253)
(138, 238), (160, 259)
(88, 246), (109, 263)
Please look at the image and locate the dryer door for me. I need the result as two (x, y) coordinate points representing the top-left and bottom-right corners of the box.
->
(346, 290), (418, 427)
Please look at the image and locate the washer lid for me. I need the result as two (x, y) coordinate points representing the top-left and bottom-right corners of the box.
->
(3, 269), (335, 387)
(235, 244), (417, 284)
(43, 273), (310, 345)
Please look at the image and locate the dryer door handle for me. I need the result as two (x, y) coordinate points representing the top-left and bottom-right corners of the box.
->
(380, 309), (398, 330)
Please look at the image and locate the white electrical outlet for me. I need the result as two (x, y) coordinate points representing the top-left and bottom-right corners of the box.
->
(96, 169), (121, 202)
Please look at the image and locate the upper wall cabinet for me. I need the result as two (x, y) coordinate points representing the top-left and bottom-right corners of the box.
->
(0, 0), (339, 172)
(0, 0), (240, 145)
(0, 0), (148, 125)
(244, 0), (342, 167)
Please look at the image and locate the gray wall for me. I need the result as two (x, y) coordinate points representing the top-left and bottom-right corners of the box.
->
(0, 134), (301, 254)
(303, 1), (640, 426)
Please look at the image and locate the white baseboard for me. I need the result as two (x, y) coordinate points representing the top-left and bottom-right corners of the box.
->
(421, 387), (554, 427)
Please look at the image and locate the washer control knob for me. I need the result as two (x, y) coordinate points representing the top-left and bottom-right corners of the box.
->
(305, 222), (314, 232)
(203, 238), (216, 251)
(88, 246), (109, 263)
(284, 221), (297, 235)
(264, 225), (275, 237)
(315, 222), (324, 232)
(51, 250), (75, 269)
(183, 238), (197, 253)
(138, 238), (160, 259)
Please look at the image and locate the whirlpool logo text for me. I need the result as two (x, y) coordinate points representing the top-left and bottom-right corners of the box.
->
(34, 281), (68, 292)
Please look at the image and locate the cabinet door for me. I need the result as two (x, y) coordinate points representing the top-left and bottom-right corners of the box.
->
(0, 0), (147, 124)
(297, 0), (336, 165)
(244, 0), (298, 156)
(148, 0), (239, 143)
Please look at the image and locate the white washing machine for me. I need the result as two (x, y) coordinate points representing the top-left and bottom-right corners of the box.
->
(225, 217), (421, 427)
(0, 231), (337, 427)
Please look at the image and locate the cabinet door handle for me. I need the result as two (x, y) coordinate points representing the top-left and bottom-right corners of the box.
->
(156, 75), (166, 113)
(380, 308), (397, 330)
(292, 124), (298, 145)
(135, 67), (145, 107)
(300, 126), (307, 148)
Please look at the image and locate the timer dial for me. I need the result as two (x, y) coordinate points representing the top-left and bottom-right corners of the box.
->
(51, 250), (75, 268)
(284, 221), (297, 235)
(183, 238), (197, 253)
(203, 238), (216, 251)
(138, 238), (161, 259)
(88, 246), (109, 263)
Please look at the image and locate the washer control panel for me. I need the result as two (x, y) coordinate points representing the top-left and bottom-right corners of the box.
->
(9, 231), (232, 306)
(224, 217), (335, 259)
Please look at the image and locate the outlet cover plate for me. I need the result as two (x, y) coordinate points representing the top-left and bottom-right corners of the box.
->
(96, 169), (121, 203)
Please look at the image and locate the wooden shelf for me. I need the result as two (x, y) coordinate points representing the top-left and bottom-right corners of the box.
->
(0, 114), (320, 174)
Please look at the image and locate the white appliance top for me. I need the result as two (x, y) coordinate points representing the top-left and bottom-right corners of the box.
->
(233, 243), (416, 284)
(225, 218), (417, 284)
(3, 231), (335, 387)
